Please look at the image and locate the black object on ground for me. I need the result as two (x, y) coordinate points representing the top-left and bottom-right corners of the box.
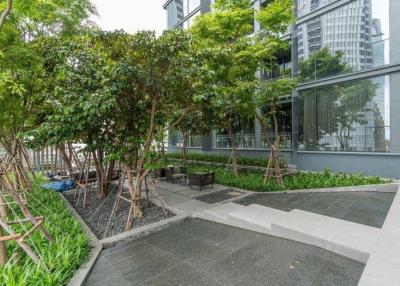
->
(188, 171), (215, 190)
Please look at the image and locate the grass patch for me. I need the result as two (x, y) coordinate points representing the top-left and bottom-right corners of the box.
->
(0, 179), (90, 286)
(186, 164), (387, 192)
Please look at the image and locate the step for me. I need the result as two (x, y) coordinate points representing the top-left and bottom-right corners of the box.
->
(202, 202), (245, 220)
(271, 209), (379, 263)
(358, 189), (400, 286)
(228, 204), (288, 230)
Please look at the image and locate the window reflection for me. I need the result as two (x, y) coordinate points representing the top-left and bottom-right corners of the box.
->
(297, 0), (390, 82)
(298, 75), (390, 152)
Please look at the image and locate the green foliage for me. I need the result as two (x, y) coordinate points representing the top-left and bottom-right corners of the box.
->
(186, 164), (387, 192)
(30, 32), (116, 153)
(256, 0), (295, 34)
(167, 152), (267, 167)
(0, 0), (96, 155)
(0, 180), (90, 286)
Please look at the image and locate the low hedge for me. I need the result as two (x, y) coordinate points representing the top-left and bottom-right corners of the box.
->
(186, 164), (386, 192)
(0, 179), (90, 286)
(166, 152), (267, 167)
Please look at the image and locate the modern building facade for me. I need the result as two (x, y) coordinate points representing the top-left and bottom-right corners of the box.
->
(164, 0), (400, 178)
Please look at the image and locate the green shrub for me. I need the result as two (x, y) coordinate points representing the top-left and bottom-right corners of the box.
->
(167, 152), (267, 167)
(0, 179), (90, 286)
(186, 164), (387, 192)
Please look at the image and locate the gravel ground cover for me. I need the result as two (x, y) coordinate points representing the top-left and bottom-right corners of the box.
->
(64, 187), (175, 239)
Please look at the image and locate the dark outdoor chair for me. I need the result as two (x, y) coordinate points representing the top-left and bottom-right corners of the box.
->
(165, 166), (187, 183)
(188, 172), (215, 190)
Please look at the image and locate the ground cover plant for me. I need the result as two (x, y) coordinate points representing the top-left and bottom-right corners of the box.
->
(184, 163), (386, 192)
(0, 179), (89, 286)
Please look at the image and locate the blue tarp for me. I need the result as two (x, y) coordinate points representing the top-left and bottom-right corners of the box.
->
(42, 179), (75, 192)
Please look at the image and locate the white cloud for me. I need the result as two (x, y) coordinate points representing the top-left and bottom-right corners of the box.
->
(90, 0), (167, 35)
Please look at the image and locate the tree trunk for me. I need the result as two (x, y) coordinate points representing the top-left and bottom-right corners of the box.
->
(0, 193), (8, 266)
(227, 123), (238, 177)
(0, 0), (12, 31)
(106, 160), (116, 188)
(57, 143), (73, 175)
(272, 110), (283, 185)
(92, 149), (106, 199)
(182, 132), (189, 167)
(131, 99), (157, 219)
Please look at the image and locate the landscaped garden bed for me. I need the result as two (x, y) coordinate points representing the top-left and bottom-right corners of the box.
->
(0, 179), (90, 286)
(184, 163), (388, 192)
(64, 187), (175, 239)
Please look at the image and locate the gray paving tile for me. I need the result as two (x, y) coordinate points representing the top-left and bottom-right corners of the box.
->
(238, 192), (394, 228)
(143, 262), (223, 286)
(85, 219), (364, 286)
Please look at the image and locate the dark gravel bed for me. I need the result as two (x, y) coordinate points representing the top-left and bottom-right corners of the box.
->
(64, 187), (175, 239)
(196, 188), (244, 203)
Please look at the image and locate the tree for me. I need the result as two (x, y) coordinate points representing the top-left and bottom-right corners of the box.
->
(256, 77), (297, 183)
(108, 29), (204, 223)
(31, 32), (117, 198)
(191, 0), (294, 176)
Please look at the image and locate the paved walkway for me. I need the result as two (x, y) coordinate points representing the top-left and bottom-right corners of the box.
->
(238, 191), (395, 228)
(85, 219), (364, 286)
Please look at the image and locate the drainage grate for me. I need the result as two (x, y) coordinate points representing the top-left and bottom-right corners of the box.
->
(196, 189), (244, 204)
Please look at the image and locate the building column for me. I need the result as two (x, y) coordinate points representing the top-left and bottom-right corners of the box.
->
(390, 0), (400, 153)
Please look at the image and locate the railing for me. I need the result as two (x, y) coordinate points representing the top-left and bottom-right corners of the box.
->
(298, 126), (390, 152)
(169, 135), (202, 148)
(216, 134), (255, 149)
(261, 132), (292, 150)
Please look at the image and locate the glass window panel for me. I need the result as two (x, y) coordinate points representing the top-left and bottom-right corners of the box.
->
(166, 0), (184, 28)
(298, 75), (390, 152)
(297, 0), (336, 18)
(297, 0), (390, 82)
(183, 10), (201, 29)
(188, 0), (201, 14)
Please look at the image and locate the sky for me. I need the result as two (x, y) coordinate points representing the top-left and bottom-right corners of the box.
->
(90, 0), (167, 36)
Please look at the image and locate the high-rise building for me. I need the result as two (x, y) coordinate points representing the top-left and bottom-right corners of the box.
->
(163, 0), (400, 178)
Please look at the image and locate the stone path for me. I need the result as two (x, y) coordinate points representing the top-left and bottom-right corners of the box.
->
(85, 219), (364, 286)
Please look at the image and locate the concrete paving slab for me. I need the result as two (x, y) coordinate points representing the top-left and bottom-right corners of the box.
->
(162, 192), (192, 206)
(156, 182), (190, 192)
(170, 199), (210, 213)
(271, 209), (379, 263)
(203, 202), (245, 220)
(228, 203), (287, 229)
(358, 188), (400, 286)
(175, 188), (211, 197)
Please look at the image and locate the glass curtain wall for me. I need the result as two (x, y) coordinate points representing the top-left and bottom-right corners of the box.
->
(216, 119), (255, 149)
(296, 0), (390, 82)
(298, 75), (390, 152)
(166, 0), (201, 28)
